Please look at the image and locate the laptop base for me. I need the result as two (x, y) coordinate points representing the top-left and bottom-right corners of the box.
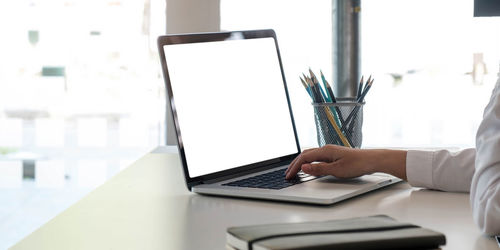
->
(193, 172), (401, 205)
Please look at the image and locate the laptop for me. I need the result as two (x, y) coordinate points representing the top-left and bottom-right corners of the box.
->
(157, 29), (401, 205)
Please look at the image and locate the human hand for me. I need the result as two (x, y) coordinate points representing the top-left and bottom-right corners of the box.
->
(285, 145), (407, 180)
(285, 145), (374, 180)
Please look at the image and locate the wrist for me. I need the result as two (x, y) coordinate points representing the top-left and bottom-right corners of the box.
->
(367, 149), (407, 180)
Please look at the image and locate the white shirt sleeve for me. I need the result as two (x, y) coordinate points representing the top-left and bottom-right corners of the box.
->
(405, 77), (500, 235)
(470, 77), (500, 236)
(406, 148), (475, 192)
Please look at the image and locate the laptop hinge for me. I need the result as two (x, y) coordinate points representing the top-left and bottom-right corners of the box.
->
(187, 180), (204, 190)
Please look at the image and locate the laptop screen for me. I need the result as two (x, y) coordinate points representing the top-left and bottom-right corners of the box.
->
(163, 34), (299, 178)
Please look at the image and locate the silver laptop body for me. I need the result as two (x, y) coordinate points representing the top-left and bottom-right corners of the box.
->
(157, 29), (400, 205)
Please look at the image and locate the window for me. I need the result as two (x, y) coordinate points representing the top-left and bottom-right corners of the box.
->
(361, 0), (500, 148)
(221, 0), (333, 148)
(0, 1), (166, 247)
(222, 0), (500, 149)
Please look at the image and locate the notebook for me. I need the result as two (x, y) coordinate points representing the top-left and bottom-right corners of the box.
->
(226, 215), (446, 250)
(157, 29), (401, 205)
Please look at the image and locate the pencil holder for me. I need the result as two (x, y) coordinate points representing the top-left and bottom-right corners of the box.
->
(312, 98), (364, 148)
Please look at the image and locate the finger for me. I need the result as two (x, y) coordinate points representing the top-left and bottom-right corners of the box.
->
(299, 146), (335, 163)
(301, 162), (336, 176)
(286, 147), (332, 179)
(286, 148), (318, 175)
(303, 160), (366, 179)
(286, 148), (316, 175)
(285, 153), (309, 179)
(286, 148), (326, 179)
(285, 150), (317, 179)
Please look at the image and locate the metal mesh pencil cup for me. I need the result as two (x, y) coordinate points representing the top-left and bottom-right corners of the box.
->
(312, 98), (364, 148)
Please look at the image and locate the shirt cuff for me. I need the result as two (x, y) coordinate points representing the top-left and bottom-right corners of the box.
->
(406, 150), (434, 188)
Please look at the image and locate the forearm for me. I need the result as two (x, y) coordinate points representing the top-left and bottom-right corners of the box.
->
(367, 149), (408, 181)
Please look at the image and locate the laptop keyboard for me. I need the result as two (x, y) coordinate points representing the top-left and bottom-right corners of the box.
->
(222, 168), (318, 190)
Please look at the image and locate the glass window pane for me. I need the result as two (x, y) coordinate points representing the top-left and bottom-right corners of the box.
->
(221, 0), (333, 148)
(362, 0), (500, 148)
(0, 1), (166, 247)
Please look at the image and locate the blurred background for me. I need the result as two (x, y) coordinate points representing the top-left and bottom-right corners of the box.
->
(1, 0), (499, 249)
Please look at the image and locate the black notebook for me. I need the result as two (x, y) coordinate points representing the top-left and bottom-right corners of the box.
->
(226, 215), (446, 250)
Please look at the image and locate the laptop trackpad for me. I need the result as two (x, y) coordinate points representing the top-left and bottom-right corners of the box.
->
(285, 174), (393, 199)
(315, 176), (372, 185)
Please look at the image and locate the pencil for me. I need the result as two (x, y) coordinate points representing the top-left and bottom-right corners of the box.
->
(318, 71), (346, 124)
(357, 78), (374, 103)
(320, 75), (345, 123)
(306, 76), (322, 103)
(309, 69), (328, 103)
(344, 78), (374, 136)
(309, 75), (345, 145)
(315, 70), (354, 146)
(304, 76), (316, 102)
(325, 80), (337, 103)
(300, 76), (312, 98)
(308, 70), (350, 145)
(325, 77), (337, 104)
(303, 74), (314, 97)
(366, 75), (372, 87)
(347, 79), (372, 136)
(349, 79), (373, 122)
(323, 106), (352, 147)
(320, 71), (332, 102)
(357, 75), (364, 100)
(321, 75), (346, 124)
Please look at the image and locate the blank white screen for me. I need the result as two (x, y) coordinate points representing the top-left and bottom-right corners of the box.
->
(164, 37), (298, 178)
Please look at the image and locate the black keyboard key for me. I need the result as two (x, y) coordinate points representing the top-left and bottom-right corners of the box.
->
(222, 169), (317, 190)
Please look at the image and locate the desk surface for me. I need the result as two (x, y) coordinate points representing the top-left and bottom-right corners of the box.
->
(10, 147), (498, 250)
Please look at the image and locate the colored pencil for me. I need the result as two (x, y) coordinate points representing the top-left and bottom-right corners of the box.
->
(320, 71), (332, 102)
(307, 74), (345, 145)
(319, 72), (345, 126)
(300, 76), (312, 98)
(357, 78), (373, 103)
(323, 105), (351, 147)
(312, 69), (352, 147)
(357, 75), (364, 100)
(309, 69), (328, 103)
(345, 78), (374, 136)
(300, 68), (375, 148)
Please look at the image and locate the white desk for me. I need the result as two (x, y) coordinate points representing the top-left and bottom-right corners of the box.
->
(10, 147), (498, 249)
